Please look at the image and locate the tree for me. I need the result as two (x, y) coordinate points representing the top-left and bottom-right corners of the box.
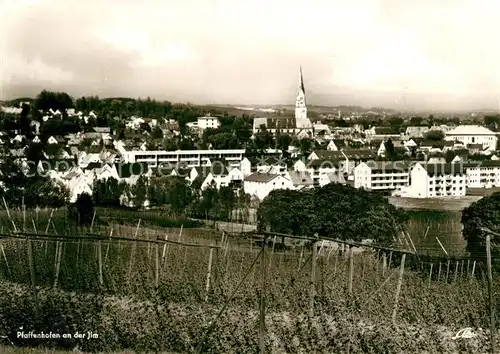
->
(150, 126), (163, 140)
(276, 134), (293, 151)
(298, 138), (314, 156)
(218, 186), (236, 220)
(35, 90), (74, 111)
(92, 178), (125, 207)
(253, 127), (274, 151)
(423, 130), (445, 141)
(461, 193), (500, 269)
(131, 176), (148, 208)
(69, 193), (95, 226)
(384, 139), (395, 159)
(257, 183), (407, 245)
(19, 104), (32, 136)
(197, 187), (220, 221)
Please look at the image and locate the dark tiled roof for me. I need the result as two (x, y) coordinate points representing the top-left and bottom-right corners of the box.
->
(374, 127), (399, 135)
(287, 171), (314, 185)
(85, 162), (102, 170)
(332, 139), (346, 147)
(342, 149), (376, 160)
(463, 160), (500, 168)
(255, 156), (282, 166)
(194, 164), (229, 177)
(366, 161), (411, 172)
(308, 159), (340, 168)
(420, 140), (454, 148)
(312, 150), (345, 160)
(244, 172), (280, 183)
(266, 118), (297, 130)
(422, 163), (464, 174)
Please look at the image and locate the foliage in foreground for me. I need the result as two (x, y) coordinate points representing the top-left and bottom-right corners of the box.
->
(257, 183), (408, 244)
(461, 191), (500, 266)
(0, 281), (494, 354)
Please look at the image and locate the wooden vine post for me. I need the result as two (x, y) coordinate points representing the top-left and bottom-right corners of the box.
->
(347, 246), (354, 295)
(428, 263), (433, 288)
(391, 253), (406, 325)
(309, 241), (318, 318)
(155, 238), (159, 289)
(127, 219), (141, 280)
(53, 241), (63, 288)
(382, 252), (387, 276)
(27, 236), (39, 318)
(486, 235), (496, 354)
(98, 239), (103, 286)
(204, 247), (214, 302)
(259, 237), (267, 354)
(445, 260), (451, 282)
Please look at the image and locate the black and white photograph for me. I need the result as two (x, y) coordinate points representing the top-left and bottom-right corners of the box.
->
(0, 0), (500, 353)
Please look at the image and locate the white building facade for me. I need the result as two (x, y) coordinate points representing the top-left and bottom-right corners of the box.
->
(122, 149), (245, 168)
(445, 125), (497, 151)
(401, 163), (466, 198)
(354, 161), (410, 192)
(243, 173), (294, 201)
(464, 161), (500, 188)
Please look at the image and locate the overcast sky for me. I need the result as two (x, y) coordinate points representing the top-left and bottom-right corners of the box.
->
(1, 0), (499, 111)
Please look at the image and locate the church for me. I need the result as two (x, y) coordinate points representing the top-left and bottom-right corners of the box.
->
(252, 67), (314, 138)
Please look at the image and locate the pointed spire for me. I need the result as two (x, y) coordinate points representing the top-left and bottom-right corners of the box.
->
(299, 65), (305, 93)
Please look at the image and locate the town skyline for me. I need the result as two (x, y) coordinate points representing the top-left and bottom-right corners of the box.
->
(1, 0), (500, 112)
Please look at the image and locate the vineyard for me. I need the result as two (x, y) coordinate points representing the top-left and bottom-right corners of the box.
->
(0, 208), (498, 353)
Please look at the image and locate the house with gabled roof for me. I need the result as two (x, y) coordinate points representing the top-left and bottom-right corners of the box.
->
(11, 134), (26, 144)
(365, 126), (401, 140)
(200, 164), (244, 190)
(445, 125), (497, 151)
(284, 170), (314, 190)
(327, 139), (347, 151)
(240, 156), (287, 176)
(405, 126), (429, 138)
(243, 172), (294, 201)
(319, 171), (347, 187)
(377, 139), (410, 157)
(78, 151), (102, 168)
(294, 159), (340, 186)
(47, 135), (66, 145)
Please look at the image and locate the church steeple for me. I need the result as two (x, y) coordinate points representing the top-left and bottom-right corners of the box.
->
(299, 65), (305, 95)
(295, 66), (307, 119)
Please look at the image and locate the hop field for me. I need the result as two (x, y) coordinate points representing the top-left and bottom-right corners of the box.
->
(0, 208), (498, 353)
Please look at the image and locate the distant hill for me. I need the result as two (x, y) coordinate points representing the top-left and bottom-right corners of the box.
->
(3, 97), (35, 107)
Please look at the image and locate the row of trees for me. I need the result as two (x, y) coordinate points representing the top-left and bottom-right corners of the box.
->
(90, 175), (252, 223)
